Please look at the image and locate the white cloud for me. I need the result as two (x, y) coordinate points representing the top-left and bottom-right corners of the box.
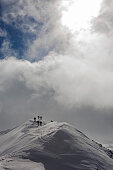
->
(0, 28), (7, 37)
(0, 54), (113, 112)
(0, 40), (17, 58)
(92, 0), (113, 35)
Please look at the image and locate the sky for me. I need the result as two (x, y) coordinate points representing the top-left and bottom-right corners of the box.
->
(0, 0), (113, 144)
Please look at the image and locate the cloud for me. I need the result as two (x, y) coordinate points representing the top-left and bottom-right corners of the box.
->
(0, 40), (17, 58)
(0, 0), (72, 60)
(0, 28), (7, 37)
(0, 54), (113, 112)
(92, 0), (113, 35)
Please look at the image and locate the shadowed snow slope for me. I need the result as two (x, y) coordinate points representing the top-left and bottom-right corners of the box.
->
(0, 120), (113, 170)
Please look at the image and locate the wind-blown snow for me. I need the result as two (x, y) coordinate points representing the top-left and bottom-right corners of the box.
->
(0, 120), (113, 170)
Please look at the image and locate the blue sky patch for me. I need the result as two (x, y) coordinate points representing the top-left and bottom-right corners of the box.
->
(0, 19), (37, 59)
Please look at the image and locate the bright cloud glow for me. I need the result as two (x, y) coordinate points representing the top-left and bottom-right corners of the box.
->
(61, 0), (103, 32)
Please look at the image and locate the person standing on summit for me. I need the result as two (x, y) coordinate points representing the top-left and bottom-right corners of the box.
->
(37, 115), (43, 126)
(34, 117), (36, 122)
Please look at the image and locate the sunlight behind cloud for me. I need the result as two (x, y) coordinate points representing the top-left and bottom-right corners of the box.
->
(61, 0), (103, 32)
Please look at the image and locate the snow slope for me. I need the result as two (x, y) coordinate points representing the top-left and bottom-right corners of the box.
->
(0, 120), (113, 170)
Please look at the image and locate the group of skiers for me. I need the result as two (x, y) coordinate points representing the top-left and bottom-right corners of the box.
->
(34, 115), (54, 127)
(34, 116), (43, 126)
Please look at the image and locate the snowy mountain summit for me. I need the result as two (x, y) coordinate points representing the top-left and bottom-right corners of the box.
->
(0, 120), (113, 170)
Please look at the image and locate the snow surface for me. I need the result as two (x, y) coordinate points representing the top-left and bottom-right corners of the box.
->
(0, 157), (45, 170)
(0, 120), (113, 170)
(103, 144), (113, 151)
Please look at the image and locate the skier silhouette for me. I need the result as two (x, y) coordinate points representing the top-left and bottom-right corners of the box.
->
(34, 117), (36, 122)
(40, 121), (42, 126)
(37, 120), (39, 126)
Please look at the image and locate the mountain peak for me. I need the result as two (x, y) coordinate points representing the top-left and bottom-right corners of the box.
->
(0, 120), (113, 170)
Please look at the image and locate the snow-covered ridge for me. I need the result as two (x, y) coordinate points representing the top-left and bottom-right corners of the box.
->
(0, 120), (113, 170)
